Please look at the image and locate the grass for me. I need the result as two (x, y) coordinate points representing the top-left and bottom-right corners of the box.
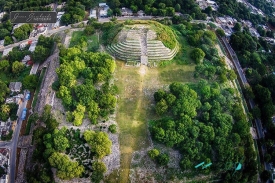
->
(70, 31), (99, 52)
(106, 60), (196, 183)
(32, 68), (46, 109)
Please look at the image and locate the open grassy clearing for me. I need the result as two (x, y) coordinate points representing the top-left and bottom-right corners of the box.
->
(106, 60), (196, 183)
(69, 31), (99, 51)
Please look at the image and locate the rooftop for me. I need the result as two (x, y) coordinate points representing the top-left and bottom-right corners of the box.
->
(9, 82), (22, 92)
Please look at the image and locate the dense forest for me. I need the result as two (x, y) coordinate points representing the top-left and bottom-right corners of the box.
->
(150, 80), (256, 182)
(229, 26), (275, 181)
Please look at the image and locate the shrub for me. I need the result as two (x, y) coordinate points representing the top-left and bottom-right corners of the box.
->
(108, 124), (117, 133)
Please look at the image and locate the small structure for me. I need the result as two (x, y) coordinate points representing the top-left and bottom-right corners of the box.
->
(5, 94), (23, 105)
(89, 9), (97, 18)
(137, 10), (145, 16)
(9, 82), (22, 93)
(2, 47), (13, 57)
(21, 55), (31, 65)
(99, 3), (109, 17)
(57, 2), (66, 9)
(121, 7), (133, 16)
(0, 40), (4, 49)
(0, 12), (6, 20)
(195, 162), (205, 168)
(29, 41), (38, 52)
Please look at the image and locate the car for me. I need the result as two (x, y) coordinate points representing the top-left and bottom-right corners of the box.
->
(21, 108), (27, 120)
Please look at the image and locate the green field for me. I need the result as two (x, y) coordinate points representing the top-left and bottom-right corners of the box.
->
(69, 31), (99, 51)
(106, 60), (196, 183)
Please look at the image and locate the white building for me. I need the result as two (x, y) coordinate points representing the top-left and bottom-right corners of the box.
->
(0, 40), (4, 49)
(99, 3), (109, 17)
(2, 48), (13, 57)
(90, 9), (97, 18)
(29, 41), (38, 52)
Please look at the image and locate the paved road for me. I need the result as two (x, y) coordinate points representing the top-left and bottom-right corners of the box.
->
(0, 91), (29, 183)
(219, 36), (269, 171)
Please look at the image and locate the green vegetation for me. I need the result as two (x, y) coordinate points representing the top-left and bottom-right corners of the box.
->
(56, 46), (116, 125)
(108, 124), (117, 133)
(69, 31), (99, 52)
(150, 80), (256, 182)
(84, 130), (112, 159)
(49, 152), (85, 179)
(25, 113), (39, 135)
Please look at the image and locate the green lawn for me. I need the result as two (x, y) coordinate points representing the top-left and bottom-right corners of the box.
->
(69, 31), (99, 52)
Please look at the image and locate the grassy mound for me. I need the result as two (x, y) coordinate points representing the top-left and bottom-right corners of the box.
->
(102, 20), (177, 50)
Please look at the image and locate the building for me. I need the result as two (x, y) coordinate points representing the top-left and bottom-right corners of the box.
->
(121, 7), (133, 16)
(0, 40), (4, 49)
(2, 48), (13, 57)
(5, 94), (23, 105)
(9, 82), (22, 93)
(29, 41), (38, 52)
(137, 10), (145, 16)
(89, 9), (97, 18)
(57, 2), (66, 9)
(0, 12), (6, 20)
(99, 3), (109, 17)
(21, 55), (31, 65)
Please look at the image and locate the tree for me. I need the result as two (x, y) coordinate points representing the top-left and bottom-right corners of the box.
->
(32, 45), (50, 63)
(216, 28), (226, 37)
(0, 80), (9, 103)
(12, 61), (25, 74)
(191, 48), (205, 64)
(156, 153), (169, 166)
(148, 148), (160, 159)
(48, 152), (84, 180)
(53, 127), (69, 152)
(260, 170), (271, 182)
(4, 36), (13, 46)
(108, 124), (117, 133)
(72, 104), (85, 126)
(91, 161), (107, 183)
(0, 60), (10, 72)
(233, 22), (241, 31)
(0, 29), (10, 40)
(22, 75), (38, 91)
(83, 130), (112, 158)
(155, 99), (168, 115)
(13, 28), (27, 41)
(84, 25), (95, 35)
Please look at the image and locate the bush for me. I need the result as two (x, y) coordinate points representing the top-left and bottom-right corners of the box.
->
(148, 148), (160, 159)
(156, 153), (169, 166)
(108, 124), (117, 133)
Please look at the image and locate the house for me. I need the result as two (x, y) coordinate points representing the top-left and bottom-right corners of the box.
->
(89, 9), (97, 18)
(0, 12), (6, 20)
(57, 2), (66, 9)
(137, 10), (145, 16)
(19, 42), (27, 50)
(9, 82), (22, 93)
(21, 55), (31, 65)
(29, 41), (38, 52)
(121, 7), (133, 16)
(0, 40), (4, 49)
(99, 3), (109, 17)
(2, 48), (13, 57)
(5, 94), (23, 105)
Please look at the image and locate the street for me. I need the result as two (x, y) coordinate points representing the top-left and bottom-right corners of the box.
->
(0, 91), (29, 183)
